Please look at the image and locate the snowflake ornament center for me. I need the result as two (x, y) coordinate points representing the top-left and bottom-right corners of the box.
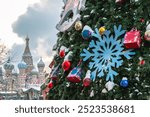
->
(80, 25), (135, 81)
(103, 49), (112, 60)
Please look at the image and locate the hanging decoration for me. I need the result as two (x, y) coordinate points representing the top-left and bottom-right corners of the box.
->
(82, 25), (93, 39)
(82, 30), (92, 39)
(140, 18), (144, 23)
(62, 51), (73, 71)
(90, 90), (94, 97)
(120, 77), (128, 88)
(59, 46), (67, 58)
(59, 50), (65, 58)
(48, 80), (54, 89)
(75, 21), (83, 31)
(62, 60), (71, 71)
(105, 81), (115, 91)
(56, 0), (86, 32)
(83, 70), (92, 87)
(102, 88), (108, 93)
(138, 57), (145, 65)
(49, 59), (55, 69)
(139, 60), (145, 65)
(99, 26), (106, 35)
(124, 28), (141, 49)
(50, 65), (60, 80)
(80, 25), (135, 81)
(67, 67), (82, 83)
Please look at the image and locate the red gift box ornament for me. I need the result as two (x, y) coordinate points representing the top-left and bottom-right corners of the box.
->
(83, 70), (91, 87)
(124, 28), (141, 49)
(67, 67), (82, 83)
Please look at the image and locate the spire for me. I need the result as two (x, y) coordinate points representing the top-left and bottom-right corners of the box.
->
(22, 35), (33, 73)
(7, 57), (11, 63)
(23, 36), (31, 57)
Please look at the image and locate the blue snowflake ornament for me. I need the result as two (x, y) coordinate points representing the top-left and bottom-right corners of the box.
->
(80, 25), (135, 81)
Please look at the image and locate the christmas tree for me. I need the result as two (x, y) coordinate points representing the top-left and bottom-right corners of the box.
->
(41, 0), (150, 100)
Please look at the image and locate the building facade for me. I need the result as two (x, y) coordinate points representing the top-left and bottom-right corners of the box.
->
(0, 36), (46, 100)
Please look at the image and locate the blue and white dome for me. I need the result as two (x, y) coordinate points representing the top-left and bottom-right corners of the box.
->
(4, 59), (14, 70)
(37, 58), (45, 68)
(18, 61), (27, 69)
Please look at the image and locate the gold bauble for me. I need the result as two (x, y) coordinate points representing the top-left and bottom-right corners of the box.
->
(99, 26), (106, 35)
(75, 21), (83, 31)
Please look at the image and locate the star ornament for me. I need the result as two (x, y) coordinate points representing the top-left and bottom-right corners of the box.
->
(56, 0), (86, 32)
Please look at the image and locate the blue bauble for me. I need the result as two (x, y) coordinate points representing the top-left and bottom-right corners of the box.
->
(120, 79), (128, 88)
(82, 30), (91, 39)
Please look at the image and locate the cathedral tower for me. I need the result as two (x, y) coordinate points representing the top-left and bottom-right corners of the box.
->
(3, 58), (14, 91)
(22, 36), (33, 73)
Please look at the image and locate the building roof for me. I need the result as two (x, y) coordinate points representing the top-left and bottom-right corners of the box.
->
(37, 58), (45, 68)
(18, 61), (27, 69)
(3, 58), (14, 70)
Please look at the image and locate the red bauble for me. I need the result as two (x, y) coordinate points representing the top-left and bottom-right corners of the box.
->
(62, 60), (71, 71)
(59, 50), (65, 58)
(139, 60), (145, 65)
(140, 18), (144, 23)
(48, 81), (53, 89)
(83, 78), (91, 87)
